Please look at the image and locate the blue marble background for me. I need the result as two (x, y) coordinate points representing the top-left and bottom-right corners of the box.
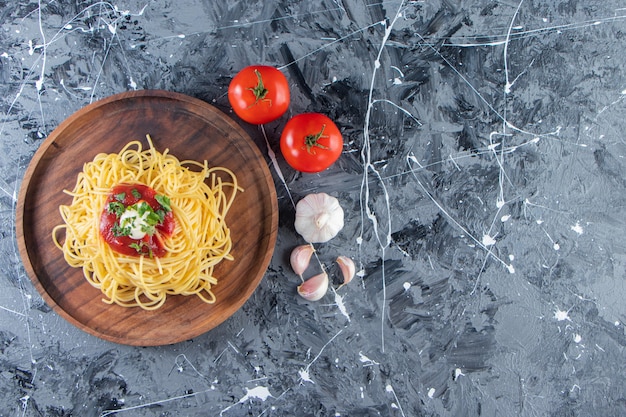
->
(1, 0), (625, 416)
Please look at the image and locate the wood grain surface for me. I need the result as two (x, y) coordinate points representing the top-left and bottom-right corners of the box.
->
(15, 90), (278, 346)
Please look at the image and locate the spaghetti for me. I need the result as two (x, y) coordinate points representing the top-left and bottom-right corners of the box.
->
(52, 135), (240, 310)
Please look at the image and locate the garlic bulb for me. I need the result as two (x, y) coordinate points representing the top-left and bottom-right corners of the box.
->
(297, 272), (329, 301)
(290, 244), (315, 276)
(336, 256), (355, 286)
(294, 193), (344, 243)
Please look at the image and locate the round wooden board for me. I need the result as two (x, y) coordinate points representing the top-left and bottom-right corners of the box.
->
(15, 90), (278, 346)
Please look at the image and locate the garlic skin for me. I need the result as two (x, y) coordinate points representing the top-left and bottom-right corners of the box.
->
(294, 193), (344, 243)
(297, 272), (329, 301)
(290, 244), (315, 276)
(336, 256), (355, 286)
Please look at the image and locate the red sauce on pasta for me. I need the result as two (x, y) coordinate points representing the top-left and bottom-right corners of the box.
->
(99, 183), (175, 257)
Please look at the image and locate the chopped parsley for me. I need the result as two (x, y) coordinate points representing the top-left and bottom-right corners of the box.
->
(155, 194), (171, 212)
(131, 188), (142, 199)
(111, 223), (131, 237)
(138, 203), (163, 233)
(129, 241), (153, 257)
(107, 201), (125, 217)
(117, 201), (162, 238)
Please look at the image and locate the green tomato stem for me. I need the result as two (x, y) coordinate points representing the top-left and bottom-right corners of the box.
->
(248, 69), (269, 106)
(304, 124), (330, 154)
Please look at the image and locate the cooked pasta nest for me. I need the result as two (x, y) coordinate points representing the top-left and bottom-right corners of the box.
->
(52, 135), (241, 310)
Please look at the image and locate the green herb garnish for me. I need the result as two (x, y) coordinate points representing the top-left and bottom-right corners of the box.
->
(155, 209), (166, 223)
(107, 201), (125, 217)
(112, 223), (131, 237)
(155, 194), (171, 212)
(129, 241), (153, 257)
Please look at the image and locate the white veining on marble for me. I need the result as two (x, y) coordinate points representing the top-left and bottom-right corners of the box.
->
(2, 0), (626, 414)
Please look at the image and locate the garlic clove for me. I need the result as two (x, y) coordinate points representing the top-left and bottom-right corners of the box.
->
(297, 272), (329, 301)
(294, 193), (344, 243)
(336, 256), (355, 286)
(290, 244), (315, 276)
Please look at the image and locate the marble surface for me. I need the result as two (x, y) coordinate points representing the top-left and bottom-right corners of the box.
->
(1, 0), (626, 415)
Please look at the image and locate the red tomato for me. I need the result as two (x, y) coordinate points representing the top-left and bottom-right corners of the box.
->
(228, 65), (290, 124)
(280, 113), (343, 173)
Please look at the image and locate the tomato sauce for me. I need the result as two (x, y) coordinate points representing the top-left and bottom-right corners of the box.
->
(100, 183), (175, 257)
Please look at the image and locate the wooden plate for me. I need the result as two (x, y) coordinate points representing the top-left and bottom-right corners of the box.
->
(16, 90), (278, 346)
